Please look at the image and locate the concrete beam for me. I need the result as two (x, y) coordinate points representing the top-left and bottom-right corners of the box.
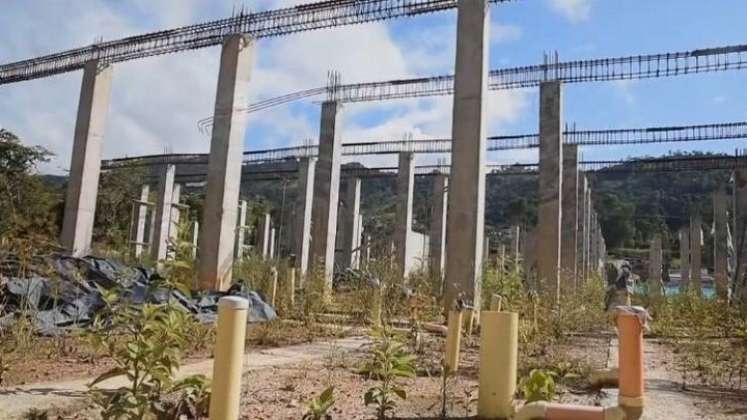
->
(151, 164), (176, 262)
(394, 152), (415, 277)
(295, 157), (317, 279)
(537, 80), (563, 303)
(560, 144), (578, 289)
(443, 0), (489, 311)
(713, 187), (729, 299)
(341, 177), (362, 270)
(60, 60), (113, 257)
(309, 101), (344, 289)
(198, 34), (254, 291)
(648, 234), (663, 296)
(679, 225), (690, 292)
(690, 212), (703, 295)
(430, 174), (448, 281)
(134, 184), (150, 258)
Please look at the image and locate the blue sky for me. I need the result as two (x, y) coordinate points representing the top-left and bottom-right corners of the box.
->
(1, 0), (746, 174)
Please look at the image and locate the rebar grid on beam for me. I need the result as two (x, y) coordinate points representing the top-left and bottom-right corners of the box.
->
(0, 0), (515, 85)
(196, 43), (747, 132)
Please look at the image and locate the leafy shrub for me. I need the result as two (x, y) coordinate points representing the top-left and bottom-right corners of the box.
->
(361, 326), (416, 419)
(519, 369), (557, 403)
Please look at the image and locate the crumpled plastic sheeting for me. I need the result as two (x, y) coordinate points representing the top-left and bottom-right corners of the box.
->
(0, 255), (276, 336)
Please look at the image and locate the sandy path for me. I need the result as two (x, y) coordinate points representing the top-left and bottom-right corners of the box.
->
(0, 336), (367, 419)
(602, 337), (747, 420)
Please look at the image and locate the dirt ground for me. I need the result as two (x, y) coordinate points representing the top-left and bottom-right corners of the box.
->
(0, 320), (352, 387)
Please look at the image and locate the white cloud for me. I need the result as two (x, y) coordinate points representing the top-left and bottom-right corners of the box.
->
(548, 0), (592, 23)
(0, 0), (528, 175)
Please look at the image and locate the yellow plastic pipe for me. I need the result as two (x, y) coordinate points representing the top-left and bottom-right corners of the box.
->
(444, 309), (463, 373)
(477, 311), (518, 419)
(209, 296), (249, 420)
(617, 312), (645, 420)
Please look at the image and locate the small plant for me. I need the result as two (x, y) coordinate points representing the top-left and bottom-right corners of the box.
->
(361, 326), (416, 419)
(519, 369), (558, 403)
(170, 374), (212, 419)
(87, 286), (206, 419)
(303, 386), (336, 420)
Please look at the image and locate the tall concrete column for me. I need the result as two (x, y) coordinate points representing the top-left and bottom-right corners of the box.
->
(690, 212), (703, 295)
(309, 101), (343, 288)
(648, 234), (663, 296)
(583, 189), (592, 280)
(198, 34), (254, 290)
(430, 174), (448, 281)
(577, 175), (588, 282)
(590, 211), (599, 276)
(679, 226), (690, 292)
(150, 164), (175, 262)
(258, 213), (271, 258)
(236, 200), (248, 259)
(394, 152), (415, 277)
(269, 227), (276, 259)
(511, 225), (521, 265)
(713, 187), (729, 299)
(341, 177), (362, 270)
(443, 0), (489, 311)
(60, 60), (113, 257)
(134, 184), (150, 258)
(560, 144), (578, 289)
(295, 157), (317, 279)
(537, 81), (563, 303)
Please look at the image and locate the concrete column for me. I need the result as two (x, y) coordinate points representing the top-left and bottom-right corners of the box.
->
(394, 152), (415, 277)
(150, 164), (176, 262)
(309, 101), (343, 288)
(560, 144), (578, 289)
(258, 213), (271, 258)
(236, 200), (248, 259)
(713, 187), (729, 299)
(590, 211), (598, 276)
(295, 157), (317, 278)
(690, 212), (703, 295)
(648, 234), (663, 296)
(169, 183), (182, 245)
(134, 184), (150, 258)
(735, 168), (747, 303)
(511, 225), (521, 266)
(583, 189), (592, 280)
(430, 174), (448, 281)
(537, 81), (563, 303)
(269, 227), (276, 260)
(198, 34), (254, 291)
(340, 177), (362, 270)
(60, 60), (113, 257)
(576, 175), (588, 283)
(443, 0), (490, 311)
(679, 226), (690, 292)
(192, 221), (199, 259)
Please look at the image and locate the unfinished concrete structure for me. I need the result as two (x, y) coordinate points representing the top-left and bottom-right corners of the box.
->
(150, 164), (176, 261)
(560, 144), (579, 288)
(309, 101), (344, 288)
(577, 175), (588, 283)
(134, 184), (151, 258)
(258, 213), (272, 259)
(443, 0), (489, 311)
(429, 173), (448, 282)
(713, 187), (729, 299)
(60, 60), (113, 257)
(197, 34), (255, 290)
(340, 177), (362, 270)
(536, 81), (563, 302)
(294, 157), (316, 279)
(394, 152), (415, 276)
(236, 200), (249, 259)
